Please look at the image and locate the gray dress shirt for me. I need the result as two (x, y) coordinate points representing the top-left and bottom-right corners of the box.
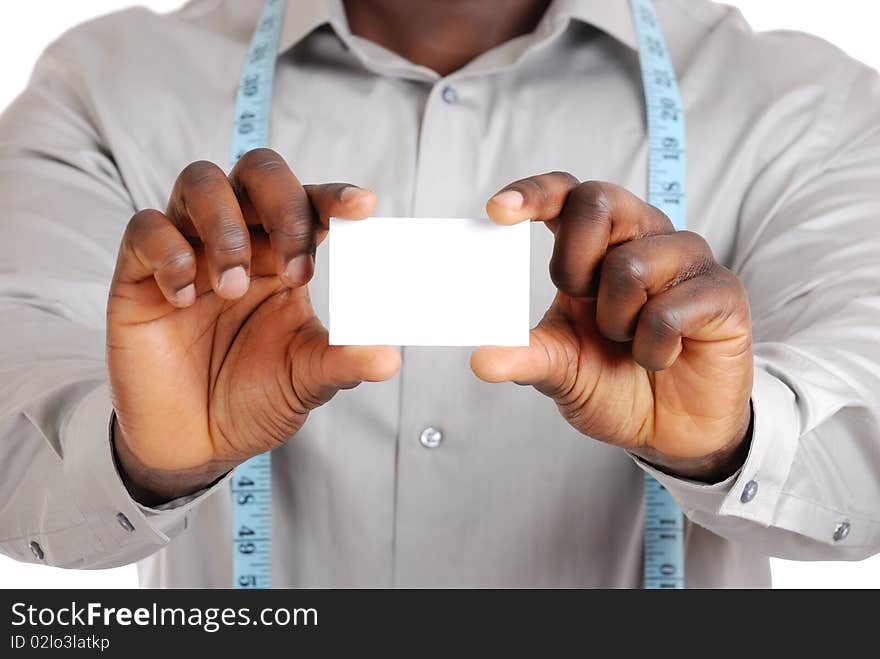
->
(1, 0), (879, 588)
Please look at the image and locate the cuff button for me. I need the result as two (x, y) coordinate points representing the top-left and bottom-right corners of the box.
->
(116, 512), (135, 533)
(29, 541), (44, 561)
(833, 521), (850, 542)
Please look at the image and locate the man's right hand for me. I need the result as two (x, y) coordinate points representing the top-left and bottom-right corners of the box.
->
(107, 149), (400, 505)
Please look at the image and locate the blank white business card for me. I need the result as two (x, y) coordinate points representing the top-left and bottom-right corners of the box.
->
(329, 217), (530, 346)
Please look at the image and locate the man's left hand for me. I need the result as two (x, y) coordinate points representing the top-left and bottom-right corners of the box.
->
(472, 173), (753, 481)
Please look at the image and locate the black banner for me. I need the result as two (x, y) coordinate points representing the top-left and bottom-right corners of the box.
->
(0, 588), (867, 654)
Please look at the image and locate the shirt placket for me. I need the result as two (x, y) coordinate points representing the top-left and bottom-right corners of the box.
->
(391, 75), (479, 585)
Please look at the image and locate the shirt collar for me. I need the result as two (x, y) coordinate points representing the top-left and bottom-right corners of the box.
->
(275, 0), (639, 55)
(542, 0), (638, 50)
(275, 0), (345, 53)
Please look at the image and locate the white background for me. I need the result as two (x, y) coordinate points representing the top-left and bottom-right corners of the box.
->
(1, 1), (878, 589)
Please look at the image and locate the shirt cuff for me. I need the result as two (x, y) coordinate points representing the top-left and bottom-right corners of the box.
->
(629, 366), (800, 524)
(63, 382), (231, 561)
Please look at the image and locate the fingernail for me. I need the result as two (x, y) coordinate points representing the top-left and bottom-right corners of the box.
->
(217, 266), (249, 298)
(283, 254), (314, 287)
(340, 186), (369, 202)
(491, 189), (524, 211)
(172, 283), (196, 307)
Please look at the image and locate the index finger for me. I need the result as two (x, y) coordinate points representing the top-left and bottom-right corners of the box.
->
(486, 171), (580, 225)
(486, 172), (666, 231)
(488, 174), (675, 297)
(230, 148), (376, 287)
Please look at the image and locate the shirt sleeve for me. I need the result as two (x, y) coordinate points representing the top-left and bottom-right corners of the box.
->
(0, 47), (226, 569)
(632, 61), (880, 560)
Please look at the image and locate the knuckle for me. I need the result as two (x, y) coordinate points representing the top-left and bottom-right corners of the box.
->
(276, 195), (314, 228)
(179, 160), (225, 189)
(569, 181), (612, 220)
(681, 230), (711, 254)
(211, 221), (249, 253)
(661, 232), (717, 289)
(669, 255), (715, 289)
(603, 247), (647, 292)
(244, 147), (282, 163)
(715, 264), (743, 288)
(680, 231), (715, 266)
(126, 209), (165, 238)
(644, 304), (681, 339)
(158, 249), (195, 275)
(253, 157), (286, 177)
(548, 262), (569, 292)
(239, 147), (285, 175)
(716, 266), (750, 308)
(265, 195), (315, 248)
(646, 204), (673, 231)
(577, 180), (610, 204)
(549, 261), (589, 297)
(272, 224), (314, 247)
(548, 170), (580, 187)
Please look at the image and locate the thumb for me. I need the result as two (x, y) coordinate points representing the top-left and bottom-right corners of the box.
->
(319, 344), (402, 389)
(470, 329), (574, 396)
(292, 342), (401, 411)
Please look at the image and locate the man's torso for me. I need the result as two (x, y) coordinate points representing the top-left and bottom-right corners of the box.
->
(46, 0), (856, 586)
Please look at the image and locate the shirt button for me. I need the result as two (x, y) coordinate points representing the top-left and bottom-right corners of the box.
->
(116, 512), (135, 532)
(833, 521), (851, 542)
(441, 85), (459, 104)
(419, 426), (443, 449)
(29, 541), (44, 561)
(740, 479), (758, 503)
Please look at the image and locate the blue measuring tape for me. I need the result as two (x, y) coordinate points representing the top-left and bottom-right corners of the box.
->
(229, 0), (286, 590)
(229, 0), (686, 589)
(630, 0), (688, 589)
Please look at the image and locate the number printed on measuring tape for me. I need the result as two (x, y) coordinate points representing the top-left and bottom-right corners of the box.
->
(229, 0), (287, 590)
(232, 461), (272, 588)
(630, 0), (688, 589)
(230, 0), (286, 166)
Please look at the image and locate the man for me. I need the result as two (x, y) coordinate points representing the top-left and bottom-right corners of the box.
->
(0, 0), (878, 588)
